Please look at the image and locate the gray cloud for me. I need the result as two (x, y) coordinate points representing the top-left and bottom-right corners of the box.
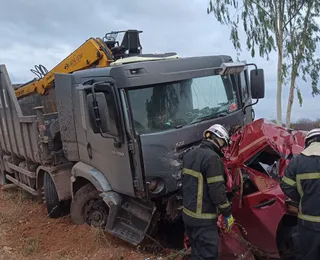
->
(0, 0), (318, 122)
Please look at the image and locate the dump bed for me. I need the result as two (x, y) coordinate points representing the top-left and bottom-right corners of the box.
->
(0, 65), (44, 164)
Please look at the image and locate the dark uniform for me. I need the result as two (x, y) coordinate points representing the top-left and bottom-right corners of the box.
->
(182, 139), (232, 260)
(280, 141), (320, 260)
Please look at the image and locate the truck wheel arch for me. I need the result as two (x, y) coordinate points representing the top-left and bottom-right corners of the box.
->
(71, 162), (112, 196)
(36, 163), (73, 202)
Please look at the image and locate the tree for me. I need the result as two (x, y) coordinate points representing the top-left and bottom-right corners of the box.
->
(207, 0), (320, 126)
(284, 1), (320, 127)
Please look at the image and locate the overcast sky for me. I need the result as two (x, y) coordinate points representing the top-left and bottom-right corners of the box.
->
(0, 0), (319, 122)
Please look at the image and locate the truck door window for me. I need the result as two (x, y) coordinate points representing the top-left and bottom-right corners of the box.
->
(127, 75), (239, 134)
(99, 90), (119, 137)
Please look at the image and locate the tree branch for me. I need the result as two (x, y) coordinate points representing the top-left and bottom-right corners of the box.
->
(272, 0), (280, 43)
(232, 4), (245, 20)
(282, 0), (307, 30)
(297, 2), (313, 62)
(247, 0), (272, 18)
(289, 4), (295, 68)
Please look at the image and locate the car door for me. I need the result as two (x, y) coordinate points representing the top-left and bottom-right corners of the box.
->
(231, 167), (286, 258)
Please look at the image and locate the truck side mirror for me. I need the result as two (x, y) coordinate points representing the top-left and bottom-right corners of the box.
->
(250, 69), (265, 99)
(87, 92), (110, 134)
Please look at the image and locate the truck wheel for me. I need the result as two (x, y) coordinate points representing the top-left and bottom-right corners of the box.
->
(43, 172), (64, 218)
(70, 183), (109, 229)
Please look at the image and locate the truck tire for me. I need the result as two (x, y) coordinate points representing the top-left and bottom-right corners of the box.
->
(43, 172), (64, 218)
(70, 183), (109, 228)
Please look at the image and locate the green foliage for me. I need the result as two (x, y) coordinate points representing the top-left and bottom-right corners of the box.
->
(207, 0), (320, 121)
(207, 0), (276, 60)
(283, 1), (320, 106)
(296, 88), (303, 107)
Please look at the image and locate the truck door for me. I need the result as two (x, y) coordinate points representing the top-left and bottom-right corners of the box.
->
(239, 62), (254, 124)
(77, 81), (136, 197)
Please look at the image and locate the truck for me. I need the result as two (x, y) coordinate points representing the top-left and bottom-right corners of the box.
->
(0, 54), (265, 247)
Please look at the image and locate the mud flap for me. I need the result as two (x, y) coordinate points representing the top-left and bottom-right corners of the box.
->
(100, 191), (156, 245)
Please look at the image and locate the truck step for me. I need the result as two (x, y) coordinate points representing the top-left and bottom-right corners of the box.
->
(121, 198), (154, 223)
(104, 196), (156, 245)
(108, 221), (144, 245)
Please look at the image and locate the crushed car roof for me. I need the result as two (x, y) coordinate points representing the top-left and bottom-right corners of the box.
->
(225, 118), (307, 165)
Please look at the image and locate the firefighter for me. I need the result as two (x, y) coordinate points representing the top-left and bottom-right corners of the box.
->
(182, 124), (234, 260)
(280, 128), (320, 260)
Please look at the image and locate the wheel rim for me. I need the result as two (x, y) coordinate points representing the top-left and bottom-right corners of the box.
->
(84, 198), (109, 228)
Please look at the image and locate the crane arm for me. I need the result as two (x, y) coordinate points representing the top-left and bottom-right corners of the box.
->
(15, 37), (113, 99)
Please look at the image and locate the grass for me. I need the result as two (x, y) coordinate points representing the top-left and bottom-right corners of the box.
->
(90, 226), (111, 246)
(0, 202), (24, 225)
(22, 237), (40, 256)
(1, 184), (34, 203)
(1, 186), (41, 257)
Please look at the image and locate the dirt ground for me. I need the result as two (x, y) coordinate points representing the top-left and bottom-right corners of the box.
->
(0, 186), (183, 260)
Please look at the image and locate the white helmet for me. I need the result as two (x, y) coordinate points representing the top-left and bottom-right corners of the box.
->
(305, 128), (320, 147)
(203, 124), (230, 145)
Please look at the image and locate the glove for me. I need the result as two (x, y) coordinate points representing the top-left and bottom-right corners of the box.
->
(223, 214), (235, 232)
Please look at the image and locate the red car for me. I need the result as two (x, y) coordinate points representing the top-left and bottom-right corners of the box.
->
(184, 119), (307, 260)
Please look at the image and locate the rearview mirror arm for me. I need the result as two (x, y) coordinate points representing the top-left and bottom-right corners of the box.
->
(242, 98), (259, 115)
(246, 63), (258, 73)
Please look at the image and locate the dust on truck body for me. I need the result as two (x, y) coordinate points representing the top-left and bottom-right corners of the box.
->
(0, 55), (265, 245)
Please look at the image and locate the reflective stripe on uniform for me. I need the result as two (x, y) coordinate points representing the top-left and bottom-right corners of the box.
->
(296, 172), (320, 219)
(282, 176), (296, 186)
(218, 201), (230, 209)
(183, 207), (217, 219)
(298, 213), (320, 223)
(183, 168), (217, 220)
(183, 168), (203, 214)
(297, 172), (320, 181)
(207, 175), (224, 184)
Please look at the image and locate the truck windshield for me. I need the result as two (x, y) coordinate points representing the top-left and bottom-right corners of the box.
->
(127, 74), (239, 134)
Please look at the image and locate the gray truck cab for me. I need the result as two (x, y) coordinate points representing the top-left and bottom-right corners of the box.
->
(53, 54), (265, 245)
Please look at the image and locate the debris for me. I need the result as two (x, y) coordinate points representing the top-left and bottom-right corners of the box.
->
(3, 246), (12, 252)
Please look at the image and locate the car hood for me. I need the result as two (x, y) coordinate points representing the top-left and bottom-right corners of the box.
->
(223, 119), (306, 178)
(226, 118), (306, 161)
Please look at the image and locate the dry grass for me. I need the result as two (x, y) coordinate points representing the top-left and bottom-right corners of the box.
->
(22, 236), (40, 256)
(0, 188), (26, 224)
(90, 226), (112, 246)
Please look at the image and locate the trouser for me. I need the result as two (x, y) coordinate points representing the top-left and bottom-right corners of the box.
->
(184, 224), (219, 260)
(298, 224), (320, 260)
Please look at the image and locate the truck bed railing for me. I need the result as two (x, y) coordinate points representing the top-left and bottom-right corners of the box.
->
(0, 65), (41, 164)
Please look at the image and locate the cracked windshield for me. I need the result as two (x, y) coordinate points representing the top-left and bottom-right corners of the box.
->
(128, 75), (239, 134)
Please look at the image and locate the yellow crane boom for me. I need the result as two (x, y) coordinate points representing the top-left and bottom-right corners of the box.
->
(15, 38), (113, 99)
(14, 29), (143, 100)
